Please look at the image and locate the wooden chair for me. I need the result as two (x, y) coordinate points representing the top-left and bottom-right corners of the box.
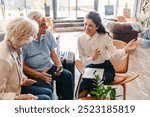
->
(75, 40), (139, 100)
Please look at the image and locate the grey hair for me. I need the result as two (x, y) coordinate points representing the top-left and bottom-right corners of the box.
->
(27, 11), (44, 20)
(5, 17), (39, 48)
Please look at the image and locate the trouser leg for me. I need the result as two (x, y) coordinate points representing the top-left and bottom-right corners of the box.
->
(79, 60), (115, 95)
(48, 65), (73, 100)
(21, 85), (52, 100)
(25, 65), (73, 100)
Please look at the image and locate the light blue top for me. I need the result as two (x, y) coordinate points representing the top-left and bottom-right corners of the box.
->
(22, 30), (57, 72)
(139, 26), (150, 48)
(143, 26), (150, 40)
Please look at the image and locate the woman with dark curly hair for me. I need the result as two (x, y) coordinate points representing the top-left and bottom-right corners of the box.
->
(77, 11), (139, 98)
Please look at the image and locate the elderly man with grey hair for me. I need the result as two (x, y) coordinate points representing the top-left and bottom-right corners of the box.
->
(22, 11), (73, 100)
(0, 17), (52, 100)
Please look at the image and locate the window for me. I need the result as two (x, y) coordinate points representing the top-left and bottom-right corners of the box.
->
(76, 0), (94, 18)
(98, 0), (116, 18)
(98, 0), (136, 18)
(117, 0), (135, 17)
(3, 0), (26, 20)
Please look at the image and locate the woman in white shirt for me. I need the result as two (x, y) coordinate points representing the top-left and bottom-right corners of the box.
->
(77, 11), (139, 98)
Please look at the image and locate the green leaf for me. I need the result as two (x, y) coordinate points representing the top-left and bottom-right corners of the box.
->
(90, 91), (98, 95)
(90, 75), (116, 100)
(109, 89), (116, 100)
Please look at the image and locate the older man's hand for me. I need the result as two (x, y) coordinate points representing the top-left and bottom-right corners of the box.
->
(39, 69), (52, 84)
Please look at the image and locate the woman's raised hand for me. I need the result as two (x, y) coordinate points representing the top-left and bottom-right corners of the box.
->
(92, 48), (101, 61)
(125, 39), (139, 54)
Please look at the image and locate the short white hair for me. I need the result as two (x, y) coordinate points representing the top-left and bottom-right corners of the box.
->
(5, 17), (39, 47)
(27, 11), (44, 21)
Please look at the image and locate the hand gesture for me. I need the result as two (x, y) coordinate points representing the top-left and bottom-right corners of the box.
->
(54, 65), (63, 76)
(21, 79), (37, 86)
(125, 39), (139, 54)
(15, 94), (38, 100)
(20, 75), (37, 86)
(92, 48), (101, 61)
(40, 69), (52, 84)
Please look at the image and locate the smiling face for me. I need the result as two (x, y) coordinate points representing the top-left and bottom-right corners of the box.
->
(84, 18), (97, 37)
(36, 17), (48, 37)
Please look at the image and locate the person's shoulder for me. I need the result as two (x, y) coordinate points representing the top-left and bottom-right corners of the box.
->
(45, 29), (53, 36)
(44, 30), (55, 40)
(0, 43), (13, 65)
(0, 41), (9, 55)
(100, 32), (111, 37)
(98, 32), (112, 42)
(22, 41), (33, 51)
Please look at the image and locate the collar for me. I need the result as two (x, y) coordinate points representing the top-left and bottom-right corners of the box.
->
(7, 42), (22, 57)
(33, 35), (45, 43)
(86, 32), (98, 40)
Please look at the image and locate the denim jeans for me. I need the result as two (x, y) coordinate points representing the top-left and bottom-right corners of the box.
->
(21, 85), (52, 100)
(28, 65), (73, 100)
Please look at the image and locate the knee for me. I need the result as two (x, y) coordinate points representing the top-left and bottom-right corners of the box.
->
(104, 75), (115, 85)
(62, 70), (73, 81)
(42, 88), (53, 98)
(38, 95), (51, 100)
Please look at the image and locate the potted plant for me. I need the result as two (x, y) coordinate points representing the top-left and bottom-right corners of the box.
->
(80, 75), (116, 100)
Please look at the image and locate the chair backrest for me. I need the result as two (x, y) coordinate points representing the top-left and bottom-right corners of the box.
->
(75, 60), (85, 74)
(110, 40), (129, 73)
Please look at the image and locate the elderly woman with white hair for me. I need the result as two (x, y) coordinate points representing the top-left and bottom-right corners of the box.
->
(0, 17), (52, 100)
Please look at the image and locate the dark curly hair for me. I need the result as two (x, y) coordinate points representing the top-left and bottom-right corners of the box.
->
(85, 11), (110, 35)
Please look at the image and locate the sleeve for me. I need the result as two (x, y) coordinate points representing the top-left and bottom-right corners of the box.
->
(77, 37), (93, 66)
(46, 30), (57, 52)
(0, 59), (16, 100)
(143, 26), (150, 40)
(22, 47), (27, 61)
(105, 35), (127, 60)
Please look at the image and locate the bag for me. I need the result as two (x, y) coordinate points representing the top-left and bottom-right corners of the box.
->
(59, 51), (75, 91)
(56, 35), (75, 91)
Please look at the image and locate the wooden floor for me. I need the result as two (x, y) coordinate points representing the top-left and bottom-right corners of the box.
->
(53, 31), (150, 100)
